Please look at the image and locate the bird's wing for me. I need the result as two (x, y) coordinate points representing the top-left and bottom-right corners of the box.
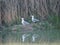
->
(35, 19), (39, 21)
(32, 19), (39, 22)
(32, 19), (36, 22)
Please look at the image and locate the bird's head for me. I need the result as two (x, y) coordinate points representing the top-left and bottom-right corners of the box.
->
(21, 18), (24, 20)
(31, 15), (34, 20)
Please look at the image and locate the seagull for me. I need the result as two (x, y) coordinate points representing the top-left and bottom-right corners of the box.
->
(21, 18), (30, 25)
(31, 15), (39, 22)
(32, 34), (39, 42)
(22, 34), (30, 42)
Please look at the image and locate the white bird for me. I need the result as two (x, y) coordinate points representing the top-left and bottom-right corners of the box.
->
(32, 34), (39, 42)
(22, 34), (30, 42)
(31, 15), (39, 22)
(21, 18), (30, 25)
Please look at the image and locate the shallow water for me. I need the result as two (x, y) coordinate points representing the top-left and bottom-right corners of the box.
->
(1, 29), (60, 43)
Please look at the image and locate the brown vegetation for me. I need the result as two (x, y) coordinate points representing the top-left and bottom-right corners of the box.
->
(0, 0), (60, 26)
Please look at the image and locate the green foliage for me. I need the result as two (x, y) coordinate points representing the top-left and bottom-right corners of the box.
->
(1, 18), (60, 43)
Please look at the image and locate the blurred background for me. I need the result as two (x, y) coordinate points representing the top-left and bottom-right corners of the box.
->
(0, 0), (60, 45)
